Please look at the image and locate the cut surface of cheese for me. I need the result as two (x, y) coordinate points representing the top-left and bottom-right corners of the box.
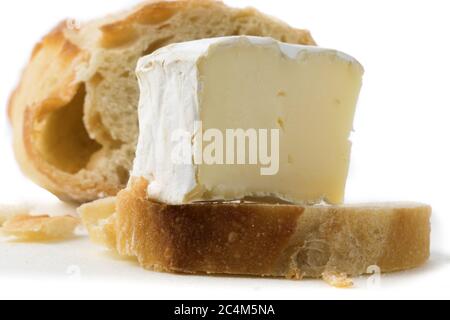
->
(134, 36), (364, 205)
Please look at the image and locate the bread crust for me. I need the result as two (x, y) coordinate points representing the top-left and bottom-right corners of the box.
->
(80, 178), (431, 279)
(9, 22), (98, 202)
(9, 0), (315, 203)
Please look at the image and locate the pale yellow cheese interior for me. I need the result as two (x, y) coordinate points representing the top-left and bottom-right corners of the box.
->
(189, 43), (363, 204)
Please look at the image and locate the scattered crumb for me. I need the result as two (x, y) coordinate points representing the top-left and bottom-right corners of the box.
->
(322, 271), (353, 288)
(0, 204), (31, 226)
(78, 197), (117, 249)
(1, 214), (80, 242)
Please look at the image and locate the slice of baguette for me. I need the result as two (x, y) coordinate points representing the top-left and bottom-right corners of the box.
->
(79, 178), (431, 279)
(8, 0), (315, 203)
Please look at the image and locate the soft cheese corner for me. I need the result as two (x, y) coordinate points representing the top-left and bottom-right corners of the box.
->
(133, 36), (364, 205)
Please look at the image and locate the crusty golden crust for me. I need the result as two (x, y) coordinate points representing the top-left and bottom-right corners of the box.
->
(7, 88), (17, 122)
(99, 1), (316, 48)
(9, 22), (118, 202)
(9, 0), (315, 203)
(80, 178), (431, 279)
(116, 179), (304, 276)
(100, 1), (184, 48)
(9, 21), (95, 202)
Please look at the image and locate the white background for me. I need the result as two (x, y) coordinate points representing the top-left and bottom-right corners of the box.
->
(0, 0), (449, 300)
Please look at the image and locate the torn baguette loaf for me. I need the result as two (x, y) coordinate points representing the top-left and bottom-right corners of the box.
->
(79, 178), (431, 279)
(8, 0), (315, 203)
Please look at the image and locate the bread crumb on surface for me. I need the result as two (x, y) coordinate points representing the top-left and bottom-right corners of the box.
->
(78, 197), (117, 249)
(1, 214), (80, 242)
(0, 204), (31, 226)
(322, 271), (354, 288)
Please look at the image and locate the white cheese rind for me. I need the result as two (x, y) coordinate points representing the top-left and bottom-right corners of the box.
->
(134, 36), (364, 205)
(134, 51), (200, 205)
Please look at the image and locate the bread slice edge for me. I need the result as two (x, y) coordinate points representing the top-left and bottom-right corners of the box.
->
(78, 178), (431, 279)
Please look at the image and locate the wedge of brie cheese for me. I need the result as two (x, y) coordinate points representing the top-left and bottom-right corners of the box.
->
(134, 36), (364, 205)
